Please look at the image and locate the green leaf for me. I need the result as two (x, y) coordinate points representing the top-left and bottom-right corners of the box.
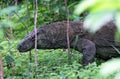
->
(68, 2), (78, 9)
(0, 6), (18, 16)
(5, 55), (14, 64)
(114, 73), (120, 79)
(115, 12), (120, 32)
(74, 0), (99, 15)
(0, 20), (13, 27)
(100, 58), (120, 76)
(91, 0), (120, 13)
(44, 0), (51, 2)
(83, 11), (114, 33)
(115, 12), (120, 41)
(74, 0), (120, 15)
(0, 29), (3, 39)
(0, 46), (4, 50)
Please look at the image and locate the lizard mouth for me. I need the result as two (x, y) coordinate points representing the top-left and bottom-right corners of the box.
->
(18, 43), (34, 52)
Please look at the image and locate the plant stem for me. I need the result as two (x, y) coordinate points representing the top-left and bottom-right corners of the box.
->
(64, 0), (71, 64)
(34, 0), (38, 78)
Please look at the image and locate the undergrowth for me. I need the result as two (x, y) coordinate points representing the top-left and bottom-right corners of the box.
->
(0, 40), (115, 79)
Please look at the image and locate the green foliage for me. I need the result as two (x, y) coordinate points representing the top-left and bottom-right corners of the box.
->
(0, 6), (18, 16)
(0, 40), (116, 79)
(100, 58), (120, 79)
(0, 5), (18, 40)
(0, 0), (119, 79)
(74, 0), (120, 79)
(5, 55), (14, 64)
(74, 0), (120, 33)
(0, 20), (13, 28)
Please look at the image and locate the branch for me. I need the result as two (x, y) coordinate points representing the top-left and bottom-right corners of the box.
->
(26, 0), (32, 63)
(26, 0), (29, 34)
(34, 0), (38, 78)
(14, 0), (18, 5)
(7, 4), (14, 40)
(64, 0), (71, 57)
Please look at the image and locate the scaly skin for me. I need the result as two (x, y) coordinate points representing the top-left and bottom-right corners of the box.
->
(18, 21), (120, 66)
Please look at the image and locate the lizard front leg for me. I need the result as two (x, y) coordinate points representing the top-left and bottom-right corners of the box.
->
(77, 39), (96, 66)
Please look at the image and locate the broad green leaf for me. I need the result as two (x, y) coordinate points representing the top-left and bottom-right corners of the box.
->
(100, 58), (120, 76)
(0, 46), (4, 50)
(74, 0), (120, 15)
(5, 55), (14, 64)
(0, 20), (13, 27)
(83, 11), (113, 33)
(68, 2), (78, 9)
(74, 0), (99, 15)
(114, 73), (120, 79)
(115, 12), (120, 32)
(0, 6), (18, 16)
(44, 0), (51, 2)
(115, 12), (120, 41)
(91, 0), (120, 13)
(39, 0), (51, 2)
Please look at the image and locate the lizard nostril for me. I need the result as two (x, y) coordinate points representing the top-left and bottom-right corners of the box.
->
(18, 44), (22, 49)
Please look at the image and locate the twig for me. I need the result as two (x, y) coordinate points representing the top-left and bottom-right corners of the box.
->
(26, 0), (29, 34)
(7, 2), (15, 77)
(64, 0), (71, 63)
(6, 38), (15, 77)
(26, 0), (32, 77)
(8, 8), (14, 40)
(14, 0), (18, 5)
(26, 0), (32, 62)
(34, 0), (38, 78)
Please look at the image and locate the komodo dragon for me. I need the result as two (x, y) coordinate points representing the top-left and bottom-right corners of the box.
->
(18, 21), (120, 66)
